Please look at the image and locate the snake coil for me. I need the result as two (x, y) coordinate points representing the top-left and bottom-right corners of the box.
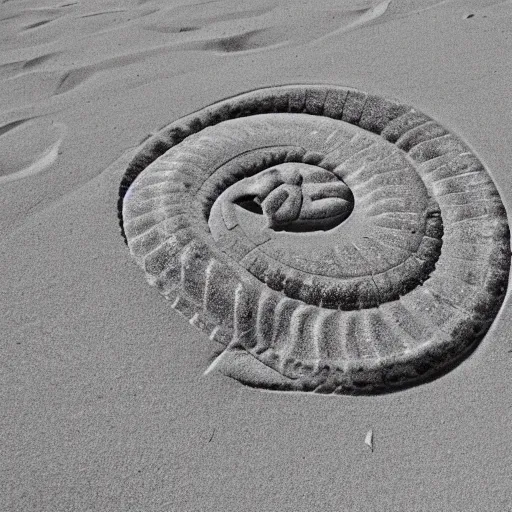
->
(118, 85), (510, 394)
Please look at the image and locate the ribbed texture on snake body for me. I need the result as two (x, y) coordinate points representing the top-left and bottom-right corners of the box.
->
(120, 85), (510, 394)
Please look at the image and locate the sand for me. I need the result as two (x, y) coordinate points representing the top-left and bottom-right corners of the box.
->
(1, 0), (512, 510)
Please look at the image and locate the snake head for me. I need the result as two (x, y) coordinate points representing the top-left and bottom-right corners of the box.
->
(238, 163), (354, 232)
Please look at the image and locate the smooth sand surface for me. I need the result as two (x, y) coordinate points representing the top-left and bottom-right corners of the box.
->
(1, 0), (512, 510)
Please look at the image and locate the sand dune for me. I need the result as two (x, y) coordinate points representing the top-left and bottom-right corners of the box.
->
(1, 0), (512, 510)
(0, 117), (65, 185)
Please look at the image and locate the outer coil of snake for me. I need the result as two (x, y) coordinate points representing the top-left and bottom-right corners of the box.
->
(119, 85), (510, 394)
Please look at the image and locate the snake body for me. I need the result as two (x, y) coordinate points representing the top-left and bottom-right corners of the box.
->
(119, 85), (510, 394)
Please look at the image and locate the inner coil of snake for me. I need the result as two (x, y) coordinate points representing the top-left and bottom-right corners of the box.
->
(119, 85), (510, 394)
